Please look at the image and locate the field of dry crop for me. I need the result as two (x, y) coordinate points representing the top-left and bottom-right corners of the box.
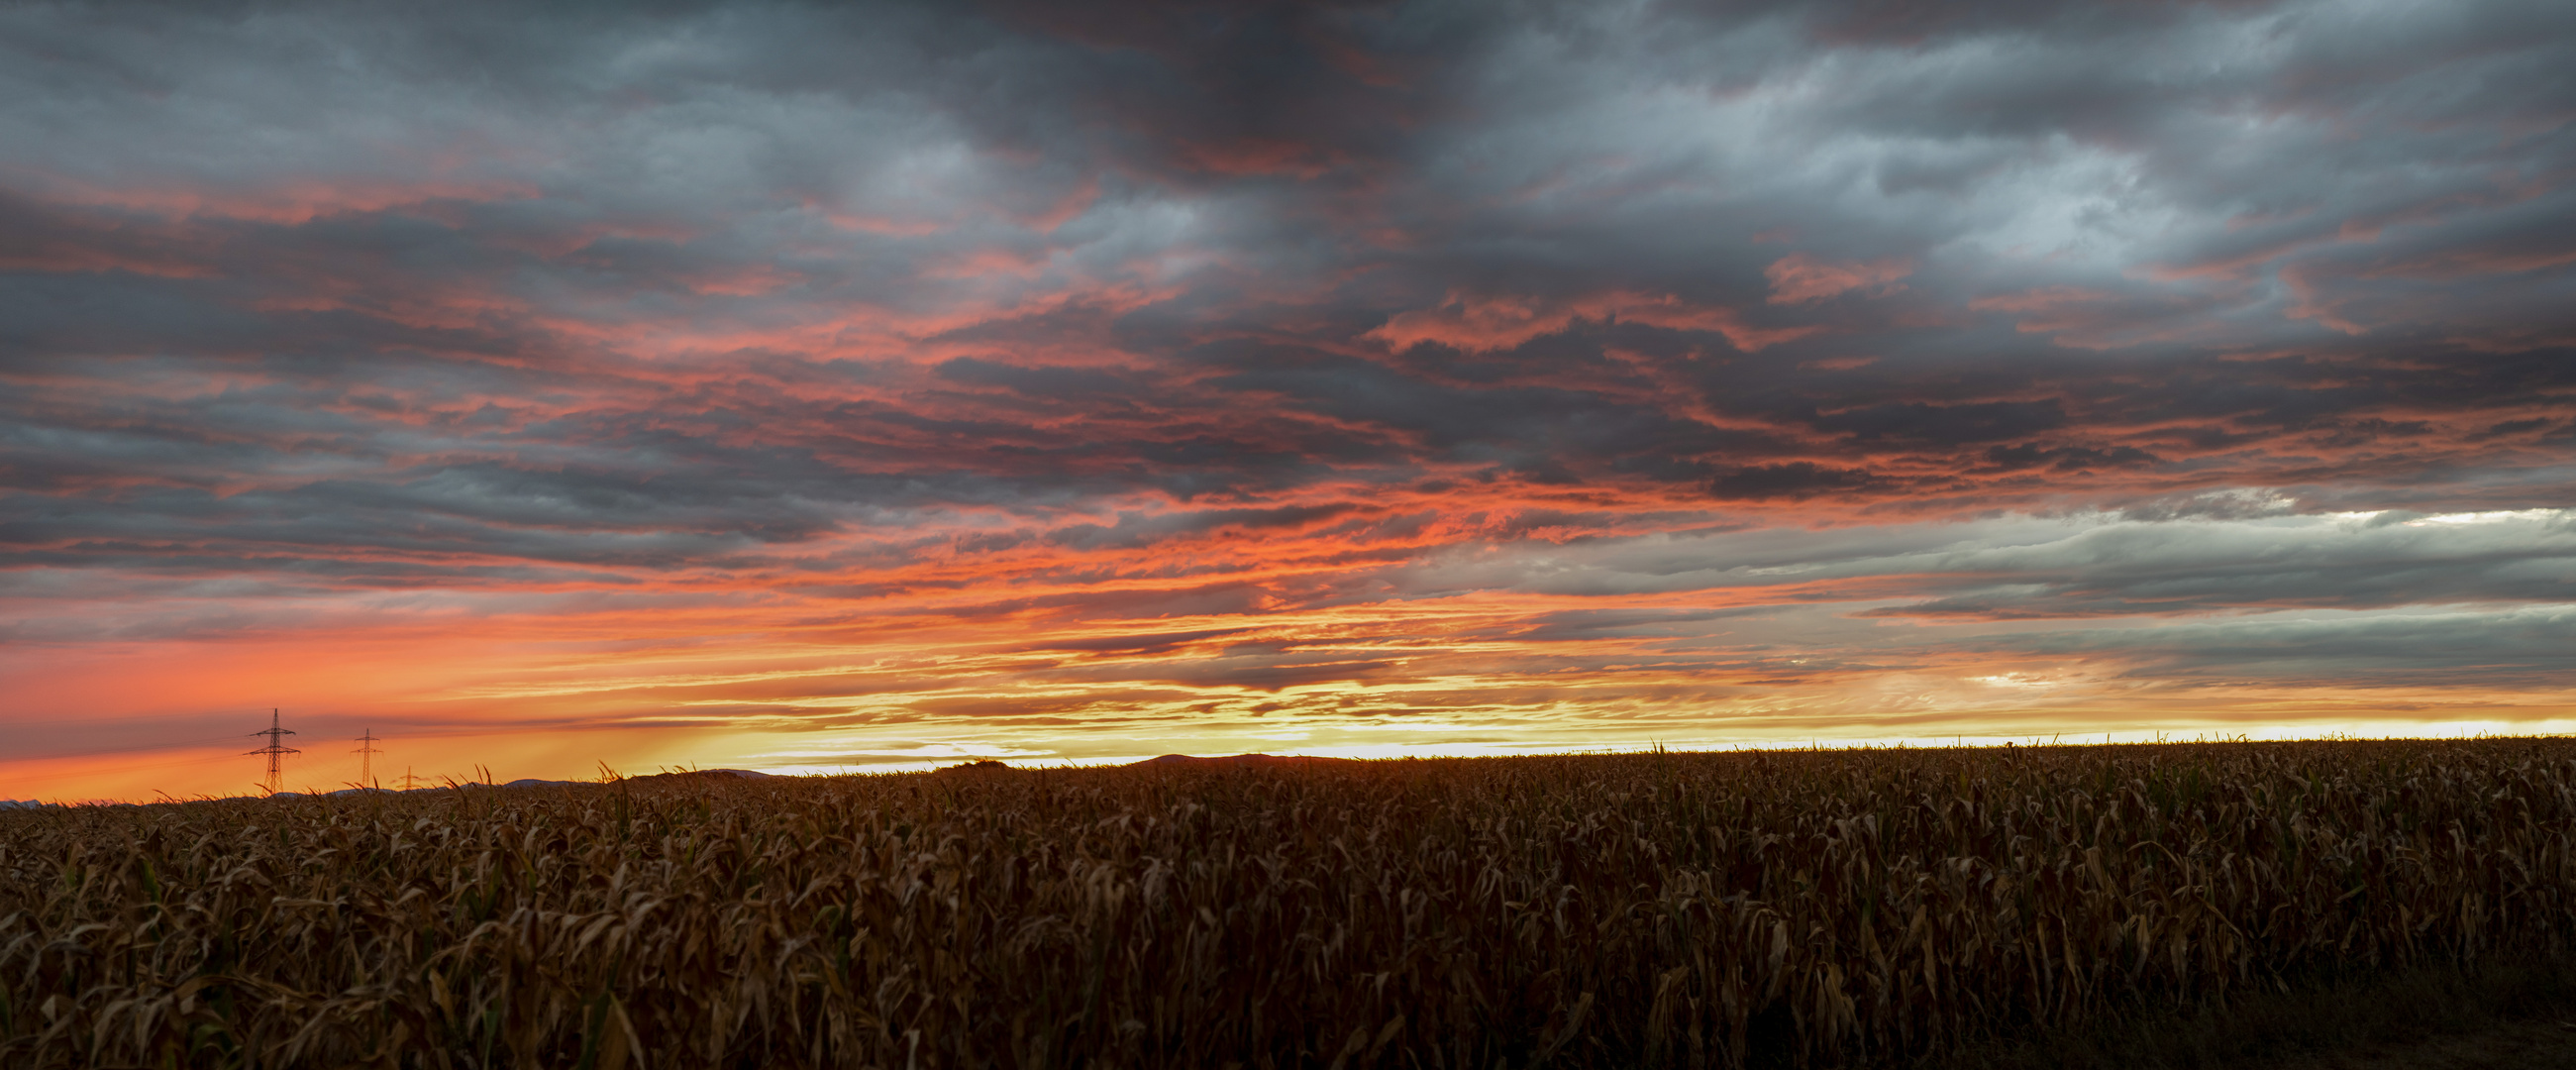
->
(5, 740), (2575, 1068)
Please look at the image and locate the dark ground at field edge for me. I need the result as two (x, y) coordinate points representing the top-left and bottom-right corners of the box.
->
(2255, 1017), (2576, 1069)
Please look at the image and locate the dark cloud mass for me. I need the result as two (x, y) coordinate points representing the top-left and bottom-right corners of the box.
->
(4, 0), (2575, 793)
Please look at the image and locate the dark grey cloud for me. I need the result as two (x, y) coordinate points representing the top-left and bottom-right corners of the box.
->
(1706, 462), (1884, 500)
(5, 0), (2571, 529)
(1983, 604), (2576, 690)
(1388, 508), (2576, 616)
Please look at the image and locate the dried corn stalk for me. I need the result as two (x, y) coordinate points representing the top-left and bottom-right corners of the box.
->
(3, 740), (2573, 1068)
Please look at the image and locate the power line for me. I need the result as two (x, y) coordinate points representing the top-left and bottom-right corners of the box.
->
(245, 708), (299, 795)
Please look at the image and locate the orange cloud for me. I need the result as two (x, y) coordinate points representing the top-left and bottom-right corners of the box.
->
(1765, 254), (1912, 304)
(1370, 290), (1817, 354)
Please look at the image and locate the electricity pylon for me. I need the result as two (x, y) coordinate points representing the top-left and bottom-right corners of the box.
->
(246, 708), (299, 795)
(353, 728), (381, 788)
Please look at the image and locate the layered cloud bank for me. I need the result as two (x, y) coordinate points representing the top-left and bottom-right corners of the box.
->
(4, 0), (2573, 798)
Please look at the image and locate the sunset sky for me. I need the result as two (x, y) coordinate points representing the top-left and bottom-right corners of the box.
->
(5, 0), (2575, 801)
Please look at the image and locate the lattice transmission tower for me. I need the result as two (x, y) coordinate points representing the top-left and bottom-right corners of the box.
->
(246, 708), (299, 795)
(353, 728), (381, 788)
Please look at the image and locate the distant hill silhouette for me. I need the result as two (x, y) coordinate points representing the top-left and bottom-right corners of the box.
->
(1130, 753), (1357, 768)
(625, 769), (772, 784)
(935, 754), (1356, 775)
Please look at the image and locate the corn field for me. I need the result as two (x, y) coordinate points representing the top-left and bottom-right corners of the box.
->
(6, 739), (2576, 1068)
